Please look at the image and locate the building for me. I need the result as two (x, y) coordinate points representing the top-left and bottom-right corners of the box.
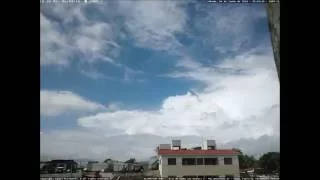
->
(87, 162), (109, 172)
(41, 160), (78, 173)
(156, 139), (240, 178)
(94, 159), (142, 172)
(104, 159), (128, 172)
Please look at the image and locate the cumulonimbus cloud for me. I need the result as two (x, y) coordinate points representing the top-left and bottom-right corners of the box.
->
(77, 50), (279, 143)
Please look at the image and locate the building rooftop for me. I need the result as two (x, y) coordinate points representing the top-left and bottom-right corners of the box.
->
(157, 149), (239, 156)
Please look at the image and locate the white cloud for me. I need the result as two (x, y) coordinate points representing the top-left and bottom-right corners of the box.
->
(76, 50), (279, 143)
(40, 3), (279, 160)
(40, 90), (105, 117)
(193, 4), (267, 53)
(40, 14), (72, 66)
(79, 69), (112, 80)
(118, 0), (187, 52)
(41, 1), (188, 66)
(123, 67), (145, 83)
(41, 49), (279, 158)
(73, 22), (118, 61)
(40, 5), (120, 66)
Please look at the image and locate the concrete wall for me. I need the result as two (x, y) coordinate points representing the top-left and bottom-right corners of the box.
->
(159, 155), (240, 178)
(159, 156), (163, 176)
(266, 3), (280, 80)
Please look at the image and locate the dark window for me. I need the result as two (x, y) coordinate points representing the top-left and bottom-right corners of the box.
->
(224, 158), (232, 165)
(182, 158), (196, 165)
(225, 175), (234, 180)
(204, 158), (218, 165)
(183, 176), (197, 180)
(196, 158), (204, 165)
(168, 176), (177, 180)
(167, 158), (176, 165)
(205, 176), (219, 180)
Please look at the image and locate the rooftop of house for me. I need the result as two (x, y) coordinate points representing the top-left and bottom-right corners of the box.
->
(156, 139), (241, 156)
(157, 149), (239, 156)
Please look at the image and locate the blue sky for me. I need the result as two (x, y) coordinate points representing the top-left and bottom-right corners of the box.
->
(40, 1), (279, 160)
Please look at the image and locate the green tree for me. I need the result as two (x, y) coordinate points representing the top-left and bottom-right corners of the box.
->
(125, 158), (136, 164)
(233, 148), (257, 169)
(239, 155), (257, 169)
(259, 152), (280, 173)
(151, 160), (159, 170)
(104, 158), (112, 163)
(103, 159), (114, 172)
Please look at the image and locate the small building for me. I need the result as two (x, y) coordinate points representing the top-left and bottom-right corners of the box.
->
(87, 162), (109, 172)
(156, 139), (240, 178)
(108, 160), (127, 172)
(42, 160), (78, 173)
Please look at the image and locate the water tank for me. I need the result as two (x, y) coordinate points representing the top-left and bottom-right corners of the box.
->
(172, 140), (181, 147)
(207, 140), (216, 150)
(159, 144), (171, 149)
(207, 140), (216, 147)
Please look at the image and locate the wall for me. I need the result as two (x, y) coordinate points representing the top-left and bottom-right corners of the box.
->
(159, 156), (162, 176)
(266, 3), (280, 80)
(159, 155), (240, 178)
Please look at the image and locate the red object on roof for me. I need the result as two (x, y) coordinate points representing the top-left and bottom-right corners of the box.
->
(157, 149), (239, 155)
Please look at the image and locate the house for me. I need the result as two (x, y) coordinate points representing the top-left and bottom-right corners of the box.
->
(156, 139), (240, 179)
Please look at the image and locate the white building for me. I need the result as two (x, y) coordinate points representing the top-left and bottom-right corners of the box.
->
(87, 162), (109, 172)
(156, 139), (240, 179)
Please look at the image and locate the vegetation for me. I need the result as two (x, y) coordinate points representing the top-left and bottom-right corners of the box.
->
(125, 158), (136, 164)
(233, 148), (280, 173)
(259, 152), (280, 173)
(104, 158), (112, 163)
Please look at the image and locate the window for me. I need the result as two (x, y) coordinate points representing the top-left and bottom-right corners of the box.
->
(196, 158), (204, 165)
(224, 158), (232, 165)
(167, 158), (176, 165)
(204, 158), (218, 165)
(183, 176), (197, 180)
(205, 176), (219, 180)
(168, 176), (177, 180)
(182, 158), (196, 165)
(225, 175), (234, 180)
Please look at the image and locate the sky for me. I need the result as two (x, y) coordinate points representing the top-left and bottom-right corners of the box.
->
(40, 1), (279, 161)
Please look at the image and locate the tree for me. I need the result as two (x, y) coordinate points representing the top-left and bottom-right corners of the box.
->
(104, 158), (112, 163)
(151, 160), (159, 170)
(125, 158), (136, 164)
(233, 148), (257, 170)
(103, 159), (114, 172)
(259, 152), (280, 173)
(239, 154), (257, 169)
